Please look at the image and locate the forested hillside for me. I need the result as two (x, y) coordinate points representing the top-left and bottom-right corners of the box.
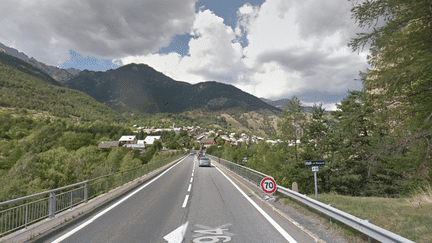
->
(0, 53), (180, 202)
(208, 0), (432, 197)
(0, 52), (122, 121)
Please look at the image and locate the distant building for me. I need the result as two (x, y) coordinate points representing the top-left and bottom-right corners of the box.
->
(119, 135), (137, 144)
(199, 138), (216, 148)
(144, 136), (161, 145)
(98, 141), (120, 149)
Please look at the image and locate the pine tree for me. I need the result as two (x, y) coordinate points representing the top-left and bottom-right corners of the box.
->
(278, 96), (306, 163)
(350, 0), (432, 185)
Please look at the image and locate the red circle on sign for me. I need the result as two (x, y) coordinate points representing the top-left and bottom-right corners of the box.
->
(260, 177), (277, 194)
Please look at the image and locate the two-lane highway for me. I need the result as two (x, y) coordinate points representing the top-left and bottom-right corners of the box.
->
(45, 155), (315, 243)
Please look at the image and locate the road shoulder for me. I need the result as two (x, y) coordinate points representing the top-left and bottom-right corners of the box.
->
(211, 159), (348, 243)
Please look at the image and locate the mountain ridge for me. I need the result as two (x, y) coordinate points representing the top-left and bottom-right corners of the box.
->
(0, 43), (81, 82)
(65, 63), (281, 115)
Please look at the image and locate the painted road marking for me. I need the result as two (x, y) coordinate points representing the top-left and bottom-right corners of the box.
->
(192, 223), (234, 243)
(164, 221), (189, 243)
(192, 172), (194, 177)
(50, 156), (188, 243)
(190, 177), (193, 183)
(182, 195), (189, 208)
(188, 184), (192, 192)
(215, 167), (298, 243)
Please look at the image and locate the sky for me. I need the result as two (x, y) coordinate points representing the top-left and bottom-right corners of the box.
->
(0, 0), (370, 110)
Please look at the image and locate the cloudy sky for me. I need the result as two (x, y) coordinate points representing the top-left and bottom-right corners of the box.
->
(0, 0), (369, 110)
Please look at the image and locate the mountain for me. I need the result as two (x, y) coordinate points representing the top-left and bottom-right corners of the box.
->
(0, 51), (122, 122)
(0, 43), (80, 83)
(65, 63), (281, 114)
(261, 98), (331, 113)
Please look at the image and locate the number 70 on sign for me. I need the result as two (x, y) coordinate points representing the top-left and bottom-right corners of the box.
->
(260, 177), (277, 194)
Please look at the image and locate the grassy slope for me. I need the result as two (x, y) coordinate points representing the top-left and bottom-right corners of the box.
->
(283, 190), (432, 243)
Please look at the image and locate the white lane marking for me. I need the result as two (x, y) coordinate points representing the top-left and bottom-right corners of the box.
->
(192, 172), (194, 177)
(188, 184), (192, 192)
(51, 156), (188, 243)
(190, 177), (193, 183)
(182, 195), (189, 208)
(164, 221), (189, 243)
(215, 167), (298, 243)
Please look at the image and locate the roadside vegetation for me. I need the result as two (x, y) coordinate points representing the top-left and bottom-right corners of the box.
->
(0, 108), (185, 202)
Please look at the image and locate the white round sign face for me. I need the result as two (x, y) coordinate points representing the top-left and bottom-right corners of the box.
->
(260, 177), (277, 194)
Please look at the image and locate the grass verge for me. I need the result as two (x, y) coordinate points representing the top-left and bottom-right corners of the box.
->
(280, 185), (432, 243)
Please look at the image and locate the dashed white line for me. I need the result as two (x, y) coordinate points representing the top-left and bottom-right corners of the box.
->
(187, 184), (192, 192)
(182, 195), (189, 208)
(192, 172), (194, 177)
(190, 177), (193, 183)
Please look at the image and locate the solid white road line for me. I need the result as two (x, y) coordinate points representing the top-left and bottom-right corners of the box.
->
(182, 195), (189, 208)
(50, 156), (188, 243)
(187, 184), (192, 192)
(215, 166), (298, 243)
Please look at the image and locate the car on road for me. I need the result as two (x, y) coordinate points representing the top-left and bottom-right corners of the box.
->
(198, 157), (211, 167)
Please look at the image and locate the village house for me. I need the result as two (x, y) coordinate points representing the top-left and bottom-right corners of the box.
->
(119, 135), (137, 145)
(144, 136), (161, 145)
(97, 141), (120, 149)
(199, 138), (216, 148)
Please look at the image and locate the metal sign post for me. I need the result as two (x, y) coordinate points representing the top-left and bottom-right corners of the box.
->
(305, 160), (325, 200)
(312, 166), (319, 200)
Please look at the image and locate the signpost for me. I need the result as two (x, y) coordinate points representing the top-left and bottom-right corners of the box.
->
(260, 177), (277, 194)
(305, 160), (325, 200)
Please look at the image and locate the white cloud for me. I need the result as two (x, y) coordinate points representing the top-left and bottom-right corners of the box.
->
(121, 9), (251, 84)
(120, 0), (368, 110)
(0, 0), (197, 65)
(1, 0), (368, 109)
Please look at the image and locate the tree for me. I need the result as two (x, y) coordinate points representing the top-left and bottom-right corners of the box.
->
(301, 104), (329, 160)
(350, 0), (432, 185)
(329, 90), (375, 195)
(278, 96), (306, 163)
(216, 136), (223, 146)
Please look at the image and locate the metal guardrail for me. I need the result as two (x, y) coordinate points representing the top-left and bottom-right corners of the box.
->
(0, 154), (183, 237)
(208, 155), (415, 243)
(207, 155), (269, 186)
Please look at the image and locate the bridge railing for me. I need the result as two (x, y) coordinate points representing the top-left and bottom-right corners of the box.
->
(207, 154), (415, 243)
(0, 154), (183, 237)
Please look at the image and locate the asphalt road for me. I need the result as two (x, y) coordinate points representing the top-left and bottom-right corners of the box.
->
(45, 155), (315, 243)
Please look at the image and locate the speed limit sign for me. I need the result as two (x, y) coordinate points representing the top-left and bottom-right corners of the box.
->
(260, 177), (277, 194)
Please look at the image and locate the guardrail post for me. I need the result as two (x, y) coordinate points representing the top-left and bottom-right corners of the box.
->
(328, 204), (332, 223)
(25, 204), (28, 229)
(365, 219), (372, 243)
(105, 178), (108, 193)
(84, 182), (88, 203)
(70, 191), (73, 209)
(49, 191), (56, 219)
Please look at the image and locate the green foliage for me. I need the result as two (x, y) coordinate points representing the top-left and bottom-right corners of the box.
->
(120, 152), (142, 171)
(278, 96), (306, 162)
(0, 52), (123, 122)
(349, 0), (432, 189)
(60, 131), (94, 151)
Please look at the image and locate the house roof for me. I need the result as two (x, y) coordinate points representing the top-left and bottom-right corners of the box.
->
(144, 136), (161, 144)
(124, 144), (146, 149)
(119, 135), (136, 142)
(98, 141), (120, 149)
(200, 138), (215, 144)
